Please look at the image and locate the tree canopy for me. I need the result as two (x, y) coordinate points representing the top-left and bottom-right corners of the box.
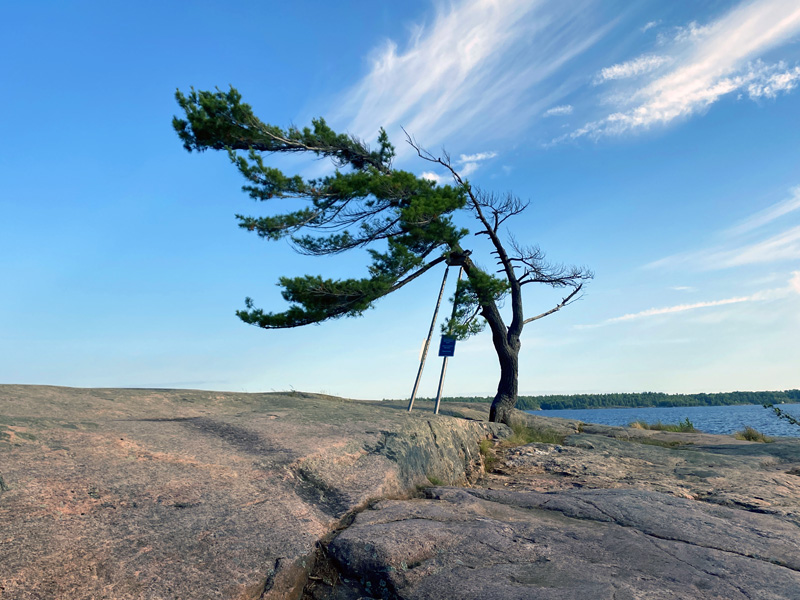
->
(174, 86), (592, 423)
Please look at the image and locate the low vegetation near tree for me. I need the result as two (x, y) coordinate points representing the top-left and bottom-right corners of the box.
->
(478, 439), (498, 470)
(504, 418), (567, 445)
(735, 426), (774, 443)
(174, 87), (592, 424)
(629, 418), (697, 433)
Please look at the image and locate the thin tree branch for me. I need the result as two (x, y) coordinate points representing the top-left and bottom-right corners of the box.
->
(404, 132), (525, 335)
(388, 255), (448, 293)
(522, 285), (584, 325)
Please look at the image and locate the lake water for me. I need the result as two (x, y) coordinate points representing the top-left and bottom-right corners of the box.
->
(528, 403), (800, 438)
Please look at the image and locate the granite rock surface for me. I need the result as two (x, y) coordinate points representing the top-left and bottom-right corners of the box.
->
(0, 386), (501, 599)
(3, 387), (800, 599)
(314, 410), (800, 600)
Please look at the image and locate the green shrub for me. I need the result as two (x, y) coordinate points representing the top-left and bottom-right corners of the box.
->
(426, 475), (444, 486)
(734, 426), (774, 443)
(629, 418), (697, 433)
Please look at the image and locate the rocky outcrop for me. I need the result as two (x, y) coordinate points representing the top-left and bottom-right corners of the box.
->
(0, 386), (502, 600)
(326, 486), (800, 599)
(315, 410), (800, 600)
(494, 433), (800, 524)
(4, 387), (800, 599)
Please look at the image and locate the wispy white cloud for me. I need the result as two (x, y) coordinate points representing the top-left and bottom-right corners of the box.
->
(459, 151), (497, 162)
(651, 220), (800, 270)
(665, 21), (712, 44)
(579, 272), (800, 328)
(746, 62), (800, 98)
(558, 0), (800, 142)
(670, 286), (695, 292)
(331, 0), (613, 157)
(648, 187), (800, 271)
(641, 20), (660, 34)
(591, 296), (753, 326)
(725, 186), (800, 236)
(595, 55), (671, 83)
(460, 162), (479, 176)
(543, 104), (574, 117)
(420, 171), (447, 185)
(791, 271), (800, 294)
(713, 225), (800, 267)
(421, 148), (496, 181)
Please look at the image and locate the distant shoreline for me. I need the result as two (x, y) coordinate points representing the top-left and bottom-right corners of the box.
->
(430, 389), (800, 411)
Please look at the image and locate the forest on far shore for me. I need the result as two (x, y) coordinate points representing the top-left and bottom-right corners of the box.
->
(431, 390), (800, 411)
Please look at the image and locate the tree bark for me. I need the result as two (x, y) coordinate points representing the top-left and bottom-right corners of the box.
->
(489, 334), (520, 425)
(460, 254), (522, 425)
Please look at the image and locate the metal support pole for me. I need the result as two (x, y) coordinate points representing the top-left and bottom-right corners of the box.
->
(408, 266), (450, 412)
(434, 266), (463, 415)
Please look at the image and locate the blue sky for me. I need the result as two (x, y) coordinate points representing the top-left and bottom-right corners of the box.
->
(2, 0), (799, 399)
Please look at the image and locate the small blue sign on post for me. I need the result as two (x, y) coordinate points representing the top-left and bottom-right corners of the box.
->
(438, 335), (456, 357)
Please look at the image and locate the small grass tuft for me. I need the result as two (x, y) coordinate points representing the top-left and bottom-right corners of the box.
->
(629, 418), (697, 433)
(629, 438), (689, 448)
(479, 439), (498, 470)
(734, 426), (774, 443)
(426, 475), (445, 486)
(506, 419), (567, 446)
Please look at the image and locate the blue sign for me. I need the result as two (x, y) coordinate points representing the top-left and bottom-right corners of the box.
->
(438, 336), (456, 357)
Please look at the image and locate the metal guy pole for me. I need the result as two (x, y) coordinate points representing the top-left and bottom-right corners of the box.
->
(407, 265), (450, 412)
(434, 266), (463, 415)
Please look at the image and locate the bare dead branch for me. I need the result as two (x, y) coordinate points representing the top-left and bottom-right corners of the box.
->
(509, 237), (593, 287)
(522, 284), (585, 325)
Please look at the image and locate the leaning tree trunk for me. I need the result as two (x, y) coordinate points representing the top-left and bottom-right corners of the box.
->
(488, 332), (521, 426)
(466, 256), (523, 426)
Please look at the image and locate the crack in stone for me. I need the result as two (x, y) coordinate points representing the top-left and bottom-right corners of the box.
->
(427, 421), (439, 449)
(575, 498), (800, 574)
(640, 534), (753, 599)
(464, 490), (799, 574)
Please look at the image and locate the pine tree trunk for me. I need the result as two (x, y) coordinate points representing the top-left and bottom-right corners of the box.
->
(462, 254), (522, 426)
(489, 338), (519, 425)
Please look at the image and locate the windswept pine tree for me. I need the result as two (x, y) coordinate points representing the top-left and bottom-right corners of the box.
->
(174, 87), (593, 424)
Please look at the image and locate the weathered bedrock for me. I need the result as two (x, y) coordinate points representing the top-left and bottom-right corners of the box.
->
(0, 386), (501, 599)
(3, 387), (800, 599)
(326, 486), (800, 599)
(314, 410), (800, 600)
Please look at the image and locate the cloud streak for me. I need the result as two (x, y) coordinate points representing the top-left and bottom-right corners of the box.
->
(331, 0), (612, 157)
(421, 148), (496, 181)
(543, 104), (574, 117)
(595, 55), (671, 83)
(725, 186), (800, 236)
(593, 296), (753, 326)
(641, 20), (660, 33)
(460, 151), (497, 162)
(559, 0), (800, 142)
(649, 187), (800, 271)
(579, 271), (800, 328)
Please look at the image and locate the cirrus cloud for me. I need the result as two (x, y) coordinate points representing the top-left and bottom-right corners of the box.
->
(557, 0), (800, 143)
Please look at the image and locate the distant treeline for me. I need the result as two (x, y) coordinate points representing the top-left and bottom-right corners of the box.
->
(433, 390), (800, 411)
